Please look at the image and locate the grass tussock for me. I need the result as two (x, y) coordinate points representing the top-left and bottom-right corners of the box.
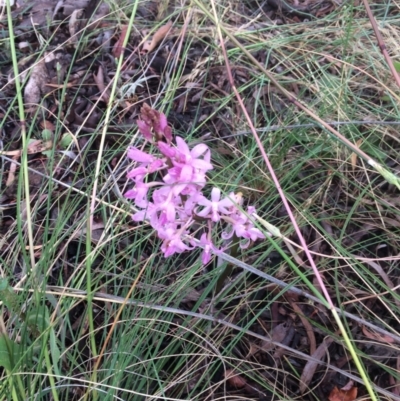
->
(1, 0), (400, 400)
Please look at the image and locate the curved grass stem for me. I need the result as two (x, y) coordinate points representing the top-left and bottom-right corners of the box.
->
(6, 0), (36, 275)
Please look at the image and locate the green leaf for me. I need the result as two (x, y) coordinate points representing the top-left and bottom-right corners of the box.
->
(0, 278), (8, 291)
(41, 150), (53, 158)
(0, 335), (22, 371)
(0, 279), (21, 314)
(49, 327), (61, 377)
(60, 132), (74, 149)
(41, 129), (53, 141)
(393, 60), (400, 73)
(25, 308), (48, 335)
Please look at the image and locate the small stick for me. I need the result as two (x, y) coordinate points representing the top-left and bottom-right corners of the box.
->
(362, 0), (400, 88)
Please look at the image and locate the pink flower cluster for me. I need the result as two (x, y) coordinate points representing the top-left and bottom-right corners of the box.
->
(125, 104), (265, 264)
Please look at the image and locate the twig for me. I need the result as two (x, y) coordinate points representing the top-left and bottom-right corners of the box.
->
(361, 0), (400, 88)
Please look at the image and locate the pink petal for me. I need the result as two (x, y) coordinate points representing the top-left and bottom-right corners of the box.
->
(219, 196), (234, 209)
(199, 233), (214, 264)
(218, 200), (234, 215)
(180, 164), (193, 182)
(192, 159), (213, 171)
(163, 244), (176, 257)
(248, 227), (265, 241)
(124, 189), (137, 199)
(149, 159), (164, 173)
(199, 233), (209, 245)
(156, 113), (168, 132)
(158, 141), (175, 158)
(136, 120), (153, 141)
(211, 188), (221, 202)
(127, 147), (153, 163)
(211, 210), (220, 222)
(221, 229), (234, 240)
(158, 211), (168, 227)
(191, 143), (209, 158)
(202, 250), (211, 264)
(163, 126), (172, 143)
(235, 225), (247, 238)
(132, 210), (146, 221)
(196, 205), (211, 217)
(191, 171), (207, 187)
(133, 203), (157, 223)
(196, 195), (210, 207)
(127, 166), (147, 179)
(165, 202), (176, 222)
(175, 137), (190, 156)
(171, 183), (186, 196)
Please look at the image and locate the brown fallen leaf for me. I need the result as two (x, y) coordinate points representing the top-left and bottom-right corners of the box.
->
(225, 369), (247, 388)
(261, 322), (290, 352)
(112, 25), (129, 58)
(142, 20), (173, 53)
(362, 325), (395, 344)
(289, 300), (316, 355)
(273, 325), (295, 359)
(40, 120), (56, 132)
(24, 59), (49, 108)
(24, 52), (66, 110)
(299, 336), (333, 394)
(69, 9), (84, 44)
(71, 219), (105, 242)
(93, 65), (110, 103)
(328, 385), (358, 401)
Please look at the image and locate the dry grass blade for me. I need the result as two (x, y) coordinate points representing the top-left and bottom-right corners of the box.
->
(290, 300), (317, 355)
(300, 337), (334, 394)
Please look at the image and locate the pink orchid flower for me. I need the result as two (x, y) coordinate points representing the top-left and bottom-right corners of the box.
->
(196, 188), (234, 222)
(125, 106), (266, 264)
(199, 233), (214, 264)
(222, 208), (265, 247)
(158, 224), (192, 257)
(173, 137), (213, 172)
